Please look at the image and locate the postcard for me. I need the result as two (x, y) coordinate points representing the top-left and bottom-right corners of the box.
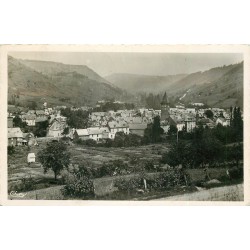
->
(0, 45), (249, 205)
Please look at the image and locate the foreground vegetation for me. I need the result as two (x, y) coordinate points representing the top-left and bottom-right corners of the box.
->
(8, 106), (243, 200)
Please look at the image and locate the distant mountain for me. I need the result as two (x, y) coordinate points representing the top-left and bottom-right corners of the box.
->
(106, 62), (243, 109)
(8, 56), (126, 107)
(167, 63), (241, 94)
(175, 62), (243, 109)
(105, 73), (187, 94)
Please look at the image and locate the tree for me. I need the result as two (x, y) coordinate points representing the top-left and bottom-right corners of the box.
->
(161, 141), (191, 185)
(144, 116), (164, 143)
(229, 143), (243, 168)
(167, 124), (178, 136)
(61, 108), (89, 129)
(29, 101), (38, 110)
(34, 120), (49, 137)
(162, 141), (187, 167)
(204, 109), (214, 119)
(231, 107), (243, 142)
(124, 133), (142, 147)
(62, 127), (69, 136)
(38, 141), (71, 180)
(152, 116), (164, 142)
(113, 131), (126, 147)
(13, 115), (26, 128)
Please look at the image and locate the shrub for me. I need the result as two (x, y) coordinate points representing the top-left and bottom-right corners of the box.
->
(105, 138), (113, 147)
(114, 169), (190, 194)
(16, 175), (36, 192)
(85, 139), (97, 147)
(8, 146), (15, 155)
(61, 168), (95, 199)
(98, 160), (130, 177)
(114, 177), (143, 193)
(144, 160), (160, 172)
(228, 167), (243, 180)
(75, 138), (84, 145)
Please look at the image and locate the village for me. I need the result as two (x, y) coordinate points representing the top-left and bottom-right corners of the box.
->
(8, 93), (233, 148)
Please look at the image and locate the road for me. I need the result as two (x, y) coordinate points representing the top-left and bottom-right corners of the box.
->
(154, 184), (243, 201)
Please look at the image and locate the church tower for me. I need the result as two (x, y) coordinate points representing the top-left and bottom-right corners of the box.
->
(161, 92), (170, 121)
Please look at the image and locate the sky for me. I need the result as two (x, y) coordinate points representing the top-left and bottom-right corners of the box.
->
(10, 52), (243, 77)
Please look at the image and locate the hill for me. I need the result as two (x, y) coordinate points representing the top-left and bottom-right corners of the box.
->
(19, 59), (110, 84)
(105, 73), (187, 94)
(171, 62), (243, 109)
(8, 56), (126, 107)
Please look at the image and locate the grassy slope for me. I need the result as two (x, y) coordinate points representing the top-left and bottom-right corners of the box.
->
(8, 56), (124, 107)
(19, 59), (111, 84)
(173, 62), (243, 108)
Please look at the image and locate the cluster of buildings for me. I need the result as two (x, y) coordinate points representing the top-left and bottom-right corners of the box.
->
(8, 93), (233, 146)
(73, 108), (162, 141)
(8, 104), (67, 146)
(160, 92), (231, 133)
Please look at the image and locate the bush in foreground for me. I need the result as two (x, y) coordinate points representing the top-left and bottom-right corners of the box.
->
(114, 169), (189, 195)
(61, 167), (95, 199)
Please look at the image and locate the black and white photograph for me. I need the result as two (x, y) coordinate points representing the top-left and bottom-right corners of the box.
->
(1, 45), (248, 203)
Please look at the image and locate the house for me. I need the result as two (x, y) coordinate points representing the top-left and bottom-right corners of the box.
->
(35, 110), (45, 117)
(47, 119), (66, 137)
(169, 115), (185, 131)
(184, 115), (196, 132)
(129, 123), (147, 136)
(8, 127), (23, 146)
(216, 117), (230, 126)
(87, 127), (104, 141)
(22, 114), (36, 126)
(44, 108), (53, 115)
(108, 121), (129, 135)
(74, 129), (89, 140)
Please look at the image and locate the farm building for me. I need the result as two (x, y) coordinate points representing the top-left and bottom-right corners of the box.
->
(74, 129), (89, 140)
(27, 153), (36, 163)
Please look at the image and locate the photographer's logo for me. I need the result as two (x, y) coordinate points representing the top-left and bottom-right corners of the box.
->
(10, 191), (27, 198)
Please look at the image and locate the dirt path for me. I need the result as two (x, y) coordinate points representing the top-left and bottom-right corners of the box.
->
(154, 184), (244, 201)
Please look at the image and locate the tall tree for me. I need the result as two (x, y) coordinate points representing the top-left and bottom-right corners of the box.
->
(151, 116), (164, 143)
(231, 107), (243, 142)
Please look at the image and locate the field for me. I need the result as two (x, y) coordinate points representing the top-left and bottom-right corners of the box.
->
(8, 142), (169, 191)
(8, 142), (243, 201)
